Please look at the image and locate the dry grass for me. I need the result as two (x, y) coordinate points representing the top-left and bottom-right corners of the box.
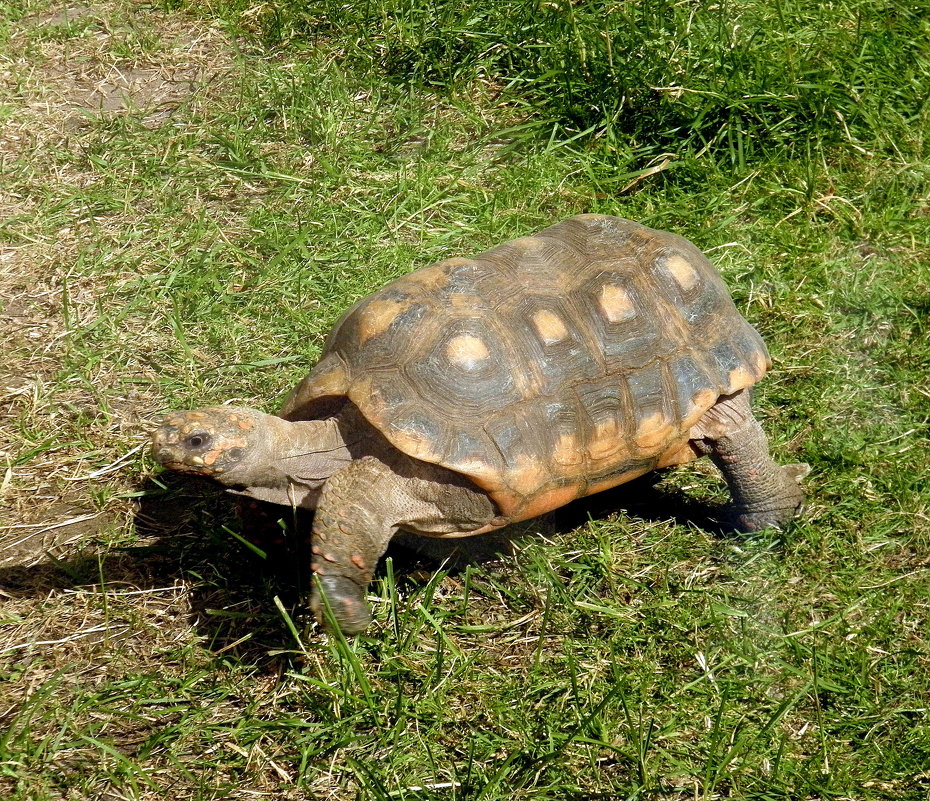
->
(0, 0), (232, 548)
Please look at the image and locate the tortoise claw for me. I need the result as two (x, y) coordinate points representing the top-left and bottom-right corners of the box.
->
(310, 575), (372, 635)
(724, 506), (798, 533)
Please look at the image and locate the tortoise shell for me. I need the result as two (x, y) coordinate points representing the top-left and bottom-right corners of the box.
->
(282, 215), (770, 524)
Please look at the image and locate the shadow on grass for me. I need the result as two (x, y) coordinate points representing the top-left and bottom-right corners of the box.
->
(0, 470), (729, 665)
(554, 469), (726, 534)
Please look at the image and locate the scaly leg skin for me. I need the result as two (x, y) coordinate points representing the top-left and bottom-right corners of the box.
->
(309, 455), (496, 634)
(693, 390), (808, 532)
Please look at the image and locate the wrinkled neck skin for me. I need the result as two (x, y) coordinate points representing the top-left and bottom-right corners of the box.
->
(223, 414), (356, 509)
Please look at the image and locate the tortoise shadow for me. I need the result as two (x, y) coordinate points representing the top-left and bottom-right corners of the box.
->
(0, 470), (729, 666)
(0, 474), (212, 598)
(0, 474), (307, 664)
(554, 470), (728, 534)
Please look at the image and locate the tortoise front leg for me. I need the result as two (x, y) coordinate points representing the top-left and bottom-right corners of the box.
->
(309, 455), (496, 634)
(693, 390), (807, 532)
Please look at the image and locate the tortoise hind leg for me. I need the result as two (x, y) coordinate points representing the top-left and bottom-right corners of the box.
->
(692, 390), (807, 532)
(310, 455), (496, 634)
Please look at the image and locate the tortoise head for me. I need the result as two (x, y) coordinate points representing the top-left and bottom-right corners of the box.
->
(151, 406), (268, 482)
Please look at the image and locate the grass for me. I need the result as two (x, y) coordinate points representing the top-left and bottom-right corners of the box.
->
(0, 0), (928, 798)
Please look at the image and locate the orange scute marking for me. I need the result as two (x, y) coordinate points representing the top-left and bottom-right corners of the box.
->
(304, 358), (350, 398)
(445, 334), (490, 370)
(598, 284), (636, 323)
(664, 254), (699, 291)
(450, 458), (503, 493)
(552, 433), (584, 466)
(505, 455), (549, 496)
(402, 263), (451, 292)
(682, 388), (719, 428)
(726, 366), (756, 393)
(634, 412), (673, 450)
(357, 298), (410, 345)
(588, 419), (624, 461)
(532, 310), (569, 345)
(389, 426), (441, 464)
(754, 348), (771, 375)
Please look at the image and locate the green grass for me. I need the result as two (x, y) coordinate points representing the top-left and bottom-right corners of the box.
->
(0, 0), (928, 798)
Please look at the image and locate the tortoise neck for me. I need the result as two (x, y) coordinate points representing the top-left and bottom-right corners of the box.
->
(268, 415), (354, 474)
(219, 414), (355, 510)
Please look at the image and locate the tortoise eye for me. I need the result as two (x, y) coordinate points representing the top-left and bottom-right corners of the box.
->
(186, 432), (212, 449)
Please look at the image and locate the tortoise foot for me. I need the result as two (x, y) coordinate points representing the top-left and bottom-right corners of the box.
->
(724, 507), (795, 532)
(310, 575), (372, 635)
(723, 462), (808, 532)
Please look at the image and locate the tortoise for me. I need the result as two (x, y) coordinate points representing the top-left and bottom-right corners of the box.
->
(152, 214), (805, 634)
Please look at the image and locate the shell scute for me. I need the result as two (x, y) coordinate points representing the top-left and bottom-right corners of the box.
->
(545, 398), (591, 469)
(404, 319), (523, 420)
(429, 258), (513, 306)
(481, 235), (581, 291)
(653, 255), (733, 328)
(381, 407), (447, 463)
(708, 341), (745, 383)
(572, 268), (676, 371)
(542, 214), (639, 259)
(576, 378), (627, 463)
(334, 295), (432, 367)
(482, 409), (560, 504)
(670, 353), (720, 426)
(502, 294), (602, 396)
(625, 364), (679, 453)
(483, 410), (543, 473)
(441, 430), (503, 489)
